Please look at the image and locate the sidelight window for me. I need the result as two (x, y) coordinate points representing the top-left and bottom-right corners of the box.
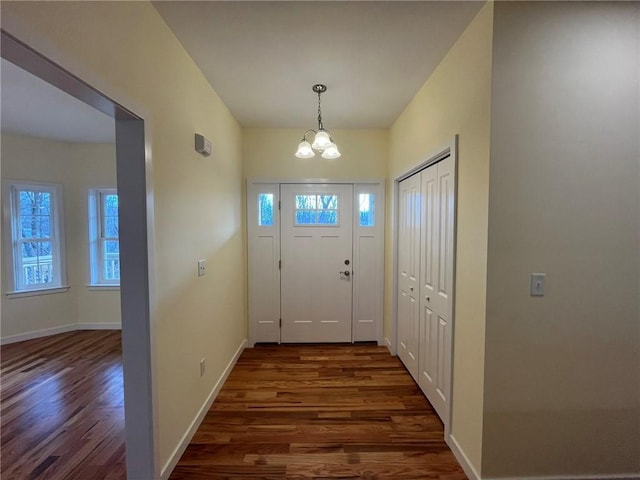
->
(358, 193), (375, 227)
(258, 193), (274, 226)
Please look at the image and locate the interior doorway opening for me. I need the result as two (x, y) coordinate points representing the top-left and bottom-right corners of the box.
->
(1, 30), (157, 478)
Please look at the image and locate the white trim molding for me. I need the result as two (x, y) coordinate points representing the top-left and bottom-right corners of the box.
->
(160, 338), (248, 480)
(0, 322), (122, 345)
(447, 434), (480, 480)
(5, 286), (70, 298)
(246, 178), (385, 346)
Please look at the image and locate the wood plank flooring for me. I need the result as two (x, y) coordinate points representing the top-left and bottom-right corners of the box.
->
(2, 337), (466, 479)
(1, 330), (125, 480)
(170, 344), (466, 480)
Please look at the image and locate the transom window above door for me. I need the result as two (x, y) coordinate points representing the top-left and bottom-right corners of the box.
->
(294, 194), (339, 226)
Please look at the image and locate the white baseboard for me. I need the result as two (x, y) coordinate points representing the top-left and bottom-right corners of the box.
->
(1, 322), (122, 345)
(160, 338), (248, 480)
(77, 322), (121, 330)
(1, 324), (78, 345)
(448, 434), (480, 480)
(384, 336), (393, 354)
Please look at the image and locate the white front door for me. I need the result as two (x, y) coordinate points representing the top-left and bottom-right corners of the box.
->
(280, 184), (353, 343)
(397, 173), (421, 379)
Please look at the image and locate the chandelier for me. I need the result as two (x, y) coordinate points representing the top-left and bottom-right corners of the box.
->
(295, 84), (341, 159)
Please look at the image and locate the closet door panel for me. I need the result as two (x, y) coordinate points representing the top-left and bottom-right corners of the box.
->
(397, 173), (420, 379)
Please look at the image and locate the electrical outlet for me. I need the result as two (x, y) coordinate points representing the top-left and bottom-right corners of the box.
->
(200, 358), (206, 376)
(198, 259), (206, 277)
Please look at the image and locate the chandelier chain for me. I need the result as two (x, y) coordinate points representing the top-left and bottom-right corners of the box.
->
(317, 90), (324, 131)
(294, 83), (340, 159)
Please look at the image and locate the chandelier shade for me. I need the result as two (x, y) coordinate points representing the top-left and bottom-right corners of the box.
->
(294, 84), (341, 159)
(295, 140), (315, 158)
(312, 130), (332, 150)
(321, 141), (340, 159)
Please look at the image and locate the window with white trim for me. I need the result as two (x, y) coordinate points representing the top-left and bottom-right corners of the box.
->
(5, 182), (66, 293)
(88, 189), (120, 285)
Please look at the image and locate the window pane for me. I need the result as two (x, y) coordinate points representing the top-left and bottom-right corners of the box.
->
(317, 195), (338, 210)
(296, 195), (316, 209)
(104, 258), (120, 280)
(258, 193), (274, 226)
(19, 191), (35, 214)
(36, 192), (51, 214)
(105, 240), (120, 254)
(21, 216), (51, 238)
(38, 216), (51, 238)
(103, 240), (120, 281)
(104, 194), (119, 216)
(20, 216), (36, 238)
(21, 241), (54, 286)
(104, 260), (120, 279)
(37, 241), (52, 256)
(359, 193), (375, 227)
(317, 210), (338, 225)
(21, 242), (37, 260)
(36, 262), (54, 285)
(105, 217), (119, 238)
(295, 210), (316, 225)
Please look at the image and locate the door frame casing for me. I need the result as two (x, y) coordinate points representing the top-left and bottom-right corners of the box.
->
(1, 30), (159, 478)
(246, 178), (385, 346)
(390, 135), (458, 438)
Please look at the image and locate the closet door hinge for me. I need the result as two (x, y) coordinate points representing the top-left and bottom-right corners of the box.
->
(279, 318), (282, 328)
(279, 259), (281, 270)
(278, 200), (281, 210)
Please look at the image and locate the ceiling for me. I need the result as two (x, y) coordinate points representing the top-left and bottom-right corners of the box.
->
(153, 1), (483, 129)
(0, 58), (115, 143)
(1, 2), (484, 143)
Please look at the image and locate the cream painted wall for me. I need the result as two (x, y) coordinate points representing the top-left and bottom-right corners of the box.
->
(388, 2), (494, 474)
(483, 2), (640, 477)
(243, 128), (388, 180)
(0, 1), (245, 472)
(1, 133), (120, 340)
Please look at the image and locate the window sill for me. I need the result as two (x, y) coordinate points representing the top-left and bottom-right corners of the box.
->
(87, 285), (120, 291)
(5, 286), (70, 299)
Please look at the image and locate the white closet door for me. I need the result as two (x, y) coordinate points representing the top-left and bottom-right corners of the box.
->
(397, 173), (421, 379)
(280, 184), (353, 343)
(419, 156), (454, 422)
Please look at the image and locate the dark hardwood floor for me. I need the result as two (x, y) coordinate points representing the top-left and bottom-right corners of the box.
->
(2, 336), (466, 479)
(170, 344), (467, 480)
(1, 330), (125, 480)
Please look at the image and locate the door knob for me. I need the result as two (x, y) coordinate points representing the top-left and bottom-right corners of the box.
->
(340, 270), (350, 277)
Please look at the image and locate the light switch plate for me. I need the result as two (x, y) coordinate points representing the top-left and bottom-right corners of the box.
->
(198, 259), (206, 277)
(530, 273), (546, 296)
